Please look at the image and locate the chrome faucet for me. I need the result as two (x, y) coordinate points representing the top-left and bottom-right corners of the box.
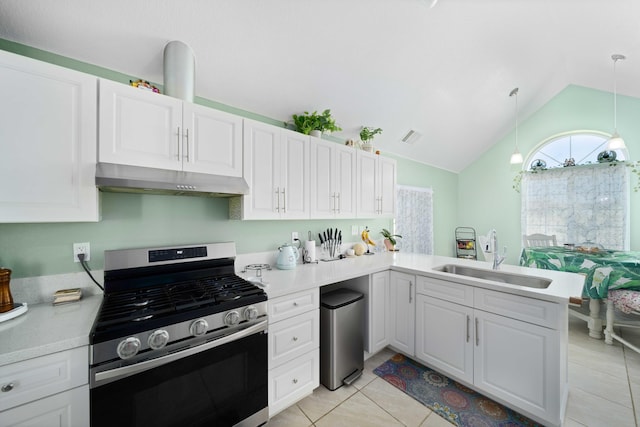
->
(489, 229), (506, 270)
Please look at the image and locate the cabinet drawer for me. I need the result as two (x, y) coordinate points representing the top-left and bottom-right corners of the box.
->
(1, 385), (89, 427)
(268, 288), (319, 323)
(268, 348), (319, 417)
(0, 346), (88, 412)
(416, 276), (474, 307)
(269, 309), (319, 369)
(474, 288), (559, 329)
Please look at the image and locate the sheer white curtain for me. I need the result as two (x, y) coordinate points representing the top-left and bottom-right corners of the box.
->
(395, 185), (433, 254)
(521, 163), (630, 250)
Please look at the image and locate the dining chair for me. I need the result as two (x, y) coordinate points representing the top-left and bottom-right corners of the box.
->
(523, 233), (557, 248)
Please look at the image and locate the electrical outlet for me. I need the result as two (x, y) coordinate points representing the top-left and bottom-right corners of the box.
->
(291, 232), (299, 243)
(73, 242), (90, 262)
(351, 225), (358, 236)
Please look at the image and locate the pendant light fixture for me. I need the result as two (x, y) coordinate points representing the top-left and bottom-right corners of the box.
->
(607, 54), (626, 150)
(509, 87), (523, 164)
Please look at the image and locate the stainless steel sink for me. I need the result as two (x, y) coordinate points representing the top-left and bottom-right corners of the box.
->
(433, 264), (552, 289)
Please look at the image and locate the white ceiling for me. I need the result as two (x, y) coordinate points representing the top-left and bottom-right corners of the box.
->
(2, 0), (640, 172)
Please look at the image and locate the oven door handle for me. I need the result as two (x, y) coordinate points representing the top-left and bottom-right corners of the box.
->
(93, 320), (268, 386)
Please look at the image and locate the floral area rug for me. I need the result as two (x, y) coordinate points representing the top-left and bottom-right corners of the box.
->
(373, 353), (542, 427)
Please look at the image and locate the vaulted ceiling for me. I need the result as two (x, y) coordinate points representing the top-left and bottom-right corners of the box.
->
(1, 0), (639, 172)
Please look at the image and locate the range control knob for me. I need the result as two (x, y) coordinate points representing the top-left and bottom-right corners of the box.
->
(190, 318), (209, 336)
(244, 306), (259, 321)
(117, 337), (142, 360)
(148, 329), (169, 350)
(224, 311), (240, 326)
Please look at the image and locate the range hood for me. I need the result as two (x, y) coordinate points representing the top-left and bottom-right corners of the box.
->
(95, 163), (249, 197)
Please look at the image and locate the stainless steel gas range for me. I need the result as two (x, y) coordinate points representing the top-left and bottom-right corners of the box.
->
(89, 242), (268, 427)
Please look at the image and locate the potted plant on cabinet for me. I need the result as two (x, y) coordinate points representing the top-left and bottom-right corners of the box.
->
(360, 126), (382, 152)
(380, 228), (402, 251)
(291, 109), (341, 137)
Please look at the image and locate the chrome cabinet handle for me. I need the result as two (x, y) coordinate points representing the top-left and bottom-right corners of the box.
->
(184, 128), (190, 161)
(475, 318), (479, 346)
(292, 378), (298, 384)
(275, 188), (280, 212)
(409, 281), (413, 303)
(2, 382), (15, 392)
(292, 336), (298, 342)
(176, 126), (181, 160)
(282, 188), (286, 213)
(337, 193), (341, 213)
(466, 315), (470, 343)
(331, 193), (337, 213)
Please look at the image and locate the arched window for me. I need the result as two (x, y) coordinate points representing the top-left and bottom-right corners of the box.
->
(521, 131), (630, 250)
(525, 131), (626, 170)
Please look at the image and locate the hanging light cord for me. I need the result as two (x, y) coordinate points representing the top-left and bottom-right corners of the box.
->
(611, 54), (625, 134)
(614, 56), (618, 132)
(510, 87), (519, 149)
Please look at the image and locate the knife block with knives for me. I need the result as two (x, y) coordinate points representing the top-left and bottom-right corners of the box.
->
(318, 228), (343, 261)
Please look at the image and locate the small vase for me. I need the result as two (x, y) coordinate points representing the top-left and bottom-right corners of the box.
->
(384, 239), (395, 251)
(310, 130), (322, 138)
(362, 142), (374, 153)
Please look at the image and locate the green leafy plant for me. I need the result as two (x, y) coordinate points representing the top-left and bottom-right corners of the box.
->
(380, 228), (402, 246)
(360, 126), (383, 142)
(317, 109), (341, 133)
(291, 109), (341, 135)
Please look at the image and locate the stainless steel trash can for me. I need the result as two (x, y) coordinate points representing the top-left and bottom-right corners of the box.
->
(320, 289), (364, 391)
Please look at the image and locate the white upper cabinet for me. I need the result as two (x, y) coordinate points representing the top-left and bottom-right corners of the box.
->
(230, 120), (309, 220)
(356, 150), (396, 218)
(99, 79), (242, 176)
(182, 103), (242, 177)
(309, 137), (357, 218)
(0, 50), (99, 223)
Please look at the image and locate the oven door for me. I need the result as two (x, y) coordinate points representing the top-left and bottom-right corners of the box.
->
(90, 321), (268, 427)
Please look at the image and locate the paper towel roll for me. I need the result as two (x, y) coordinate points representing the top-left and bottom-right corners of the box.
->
(304, 241), (316, 262)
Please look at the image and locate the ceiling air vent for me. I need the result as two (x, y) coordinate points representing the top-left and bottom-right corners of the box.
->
(401, 130), (422, 145)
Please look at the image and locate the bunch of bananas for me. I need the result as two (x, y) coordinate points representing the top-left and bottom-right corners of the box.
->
(361, 227), (376, 246)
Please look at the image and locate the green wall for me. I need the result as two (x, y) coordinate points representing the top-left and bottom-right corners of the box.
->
(458, 84), (640, 264)
(0, 39), (459, 278)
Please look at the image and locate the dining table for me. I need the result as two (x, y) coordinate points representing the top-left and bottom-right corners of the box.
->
(520, 246), (640, 340)
(520, 246), (640, 299)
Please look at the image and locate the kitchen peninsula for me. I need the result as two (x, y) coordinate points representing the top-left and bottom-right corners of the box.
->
(0, 252), (583, 427)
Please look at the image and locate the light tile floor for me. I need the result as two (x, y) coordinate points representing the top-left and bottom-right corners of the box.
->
(269, 315), (640, 427)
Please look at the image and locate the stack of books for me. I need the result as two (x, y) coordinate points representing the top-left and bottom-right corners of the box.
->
(53, 288), (82, 305)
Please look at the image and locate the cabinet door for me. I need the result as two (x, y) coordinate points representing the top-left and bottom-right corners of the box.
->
(183, 103), (243, 176)
(377, 156), (396, 217)
(0, 50), (99, 223)
(99, 79), (182, 170)
(280, 129), (309, 219)
(369, 271), (390, 354)
(2, 385), (89, 427)
(309, 139), (335, 218)
(356, 151), (378, 217)
(388, 272), (415, 355)
(241, 120), (281, 219)
(334, 144), (357, 218)
(474, 310), (560, 422)
(415, 295), (473, 383)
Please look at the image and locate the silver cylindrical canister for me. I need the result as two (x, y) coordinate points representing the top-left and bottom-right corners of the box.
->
(163, 40), (195, 102)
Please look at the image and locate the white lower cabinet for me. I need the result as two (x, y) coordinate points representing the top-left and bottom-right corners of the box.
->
(268, 288), (320, 417)
(2, 385), (89, 427)
(415, 275), (565, 427)
(0, 346), (89, 427)
(368, 271), (390, 354)
(388, 272), (415, 355)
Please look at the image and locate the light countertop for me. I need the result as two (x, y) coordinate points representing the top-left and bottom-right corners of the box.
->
(239, 252), (585, 303)
(0, 295), (102, 367)
(1, 252), (584, 368)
